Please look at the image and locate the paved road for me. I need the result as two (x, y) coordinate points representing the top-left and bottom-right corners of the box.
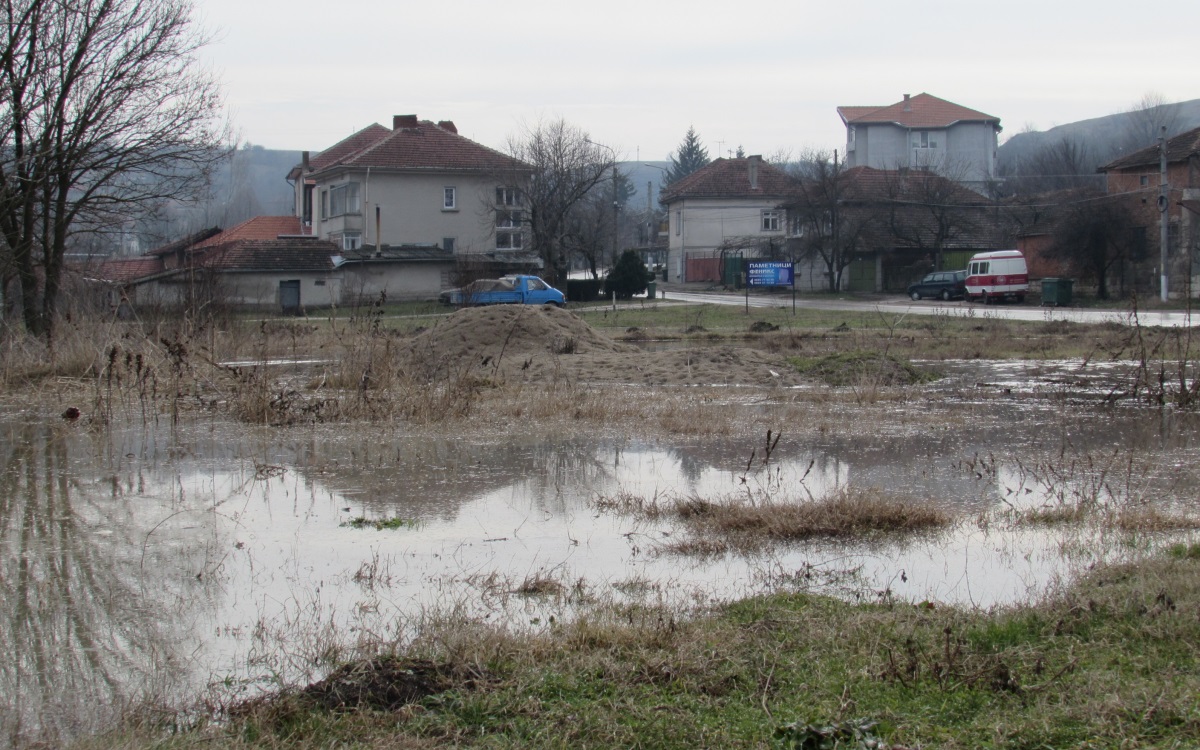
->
(658, 289), (1198, 328)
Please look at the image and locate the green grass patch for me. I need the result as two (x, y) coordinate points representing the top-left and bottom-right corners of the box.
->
(788, 350), (938, 387)
(93, 550), (1200, 749)
(340, 515), (419, 530)
(1169, 542), (1200, 559)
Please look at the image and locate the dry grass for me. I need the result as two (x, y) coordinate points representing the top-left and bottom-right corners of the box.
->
(80, 547), (1200, 749)
(596, 485), (952, 554)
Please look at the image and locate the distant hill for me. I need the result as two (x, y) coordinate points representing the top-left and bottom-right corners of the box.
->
(997, 98), (1200, 176)
(621, 161), (671, 211)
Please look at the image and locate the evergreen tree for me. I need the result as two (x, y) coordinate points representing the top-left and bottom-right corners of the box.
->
(666, 127), (710, 185)
(605, 249), (649, 299)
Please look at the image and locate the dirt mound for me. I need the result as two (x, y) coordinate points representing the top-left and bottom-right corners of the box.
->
(401, 305), (635, 378)
(296, 657), (451, 711)
(399, 305), (812, 388)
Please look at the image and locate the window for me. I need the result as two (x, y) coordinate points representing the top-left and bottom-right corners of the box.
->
(496, 230), (523, 249)
(675, 210), (681, 235)
(761, 210), (781, 232)
(342, 232), (361, 250)
(328, 183), (360, 217)
(443, 186), (457, 210)
(1140, 175), (1149, 186)
(320, 189), (328, 220)
(442, 237), (456, 253)
(527, 278), (547, 291)
(1131, 226), (1148, 260)
(911, 131), (939, 149)
(496, 209), (522, 229)
(496, 187), (521, 206)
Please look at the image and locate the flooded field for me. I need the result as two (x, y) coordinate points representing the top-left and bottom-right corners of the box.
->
(3, 358), (1200, 745)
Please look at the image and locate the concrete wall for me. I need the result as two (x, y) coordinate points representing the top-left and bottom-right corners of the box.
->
(848, 122), (998, 185)
(338, 262), (455, 303)
(665, 197), (787, 282)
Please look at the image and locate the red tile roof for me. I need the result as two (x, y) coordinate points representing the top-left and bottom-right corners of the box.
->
(199, 238), (338, 272)
(191, 216), (305, 250)
(838, 93), (1000, 130)
(145, 227), (222, 258)
(305, 119), (529, 174)
(1100, 125), (1200, 171)
(660, 157), (797, 203)
(839, 166), (990, 203)
(85, 256), (165, 283)
(307, 124), (392, 172)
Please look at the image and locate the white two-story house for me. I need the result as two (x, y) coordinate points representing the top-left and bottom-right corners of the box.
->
(837, 93), (1001, 193)
(659, 156), (796, 282)
(288, 115), (533, 262)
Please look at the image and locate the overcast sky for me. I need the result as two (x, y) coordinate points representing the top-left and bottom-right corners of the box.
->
(194, 0), (1199, 161)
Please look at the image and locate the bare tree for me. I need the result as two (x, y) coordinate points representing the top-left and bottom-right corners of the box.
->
(0, 0), (228, 338)
(1001, 136), (1102, 196)
(1049, 193), (1139, 299)
(1121, 92), (1183, 154)
(784, 149), (873, 291)
(562, 168), (636, 279)
(501, 118), (614, 284)
(882, 162), (985, 271)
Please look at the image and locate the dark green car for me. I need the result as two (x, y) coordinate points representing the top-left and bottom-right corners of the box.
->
(908, 270), (967, 301)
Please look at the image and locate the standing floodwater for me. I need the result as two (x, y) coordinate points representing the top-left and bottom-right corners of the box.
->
(3, 361), (1200, 745)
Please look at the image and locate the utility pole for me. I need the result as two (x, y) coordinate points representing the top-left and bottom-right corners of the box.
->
(611, 164), (619, 267)
(1160, 126), (1170, 302)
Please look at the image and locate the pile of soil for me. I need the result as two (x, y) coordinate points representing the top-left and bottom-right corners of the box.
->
(400, 306), (810, 387)
(296, 657), (451, 711)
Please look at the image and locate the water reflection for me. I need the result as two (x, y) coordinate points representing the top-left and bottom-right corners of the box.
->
(2, 372), (1199, 744)
(0, 420), (206, 747)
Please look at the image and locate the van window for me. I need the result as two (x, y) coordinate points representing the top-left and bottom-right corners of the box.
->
(977, 262), (989, 275)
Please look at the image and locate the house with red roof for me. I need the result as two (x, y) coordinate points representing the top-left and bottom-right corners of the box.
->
(1097, 125), (1200, 297)
(659, 156), (797, 282)
(838, 93), (1002, 192)
(81, 217), (343, 315)
(287, 115), (535, 275)
(781, 166), (1009, 293)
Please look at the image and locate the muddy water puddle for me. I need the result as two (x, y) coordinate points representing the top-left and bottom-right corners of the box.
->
(3, 359), (1200, 744)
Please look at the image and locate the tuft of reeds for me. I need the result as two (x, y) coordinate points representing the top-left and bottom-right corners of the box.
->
(596, 485), (952, 554)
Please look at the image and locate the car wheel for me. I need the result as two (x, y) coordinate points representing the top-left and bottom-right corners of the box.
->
(940, 289), (951, 301)
(910, 290), (921, 301)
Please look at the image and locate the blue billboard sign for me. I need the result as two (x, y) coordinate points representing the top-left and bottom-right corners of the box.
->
(746, 261), (794, 286)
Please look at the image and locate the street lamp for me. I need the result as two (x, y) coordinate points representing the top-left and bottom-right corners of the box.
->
(643, 163), (671, 270)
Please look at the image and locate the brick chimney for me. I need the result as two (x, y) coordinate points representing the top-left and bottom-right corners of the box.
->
(747, 154), (762, 189)
(393, 114), (419, 129)
(436, 120), (458, 134)
(902, 94), (912, 112)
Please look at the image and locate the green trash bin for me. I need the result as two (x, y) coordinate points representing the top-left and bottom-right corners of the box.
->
(646, 281), (656, 300)
(1042, 278), (1073, 306)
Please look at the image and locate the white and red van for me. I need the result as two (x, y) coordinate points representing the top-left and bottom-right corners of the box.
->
(965, 250), (1029, 303)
